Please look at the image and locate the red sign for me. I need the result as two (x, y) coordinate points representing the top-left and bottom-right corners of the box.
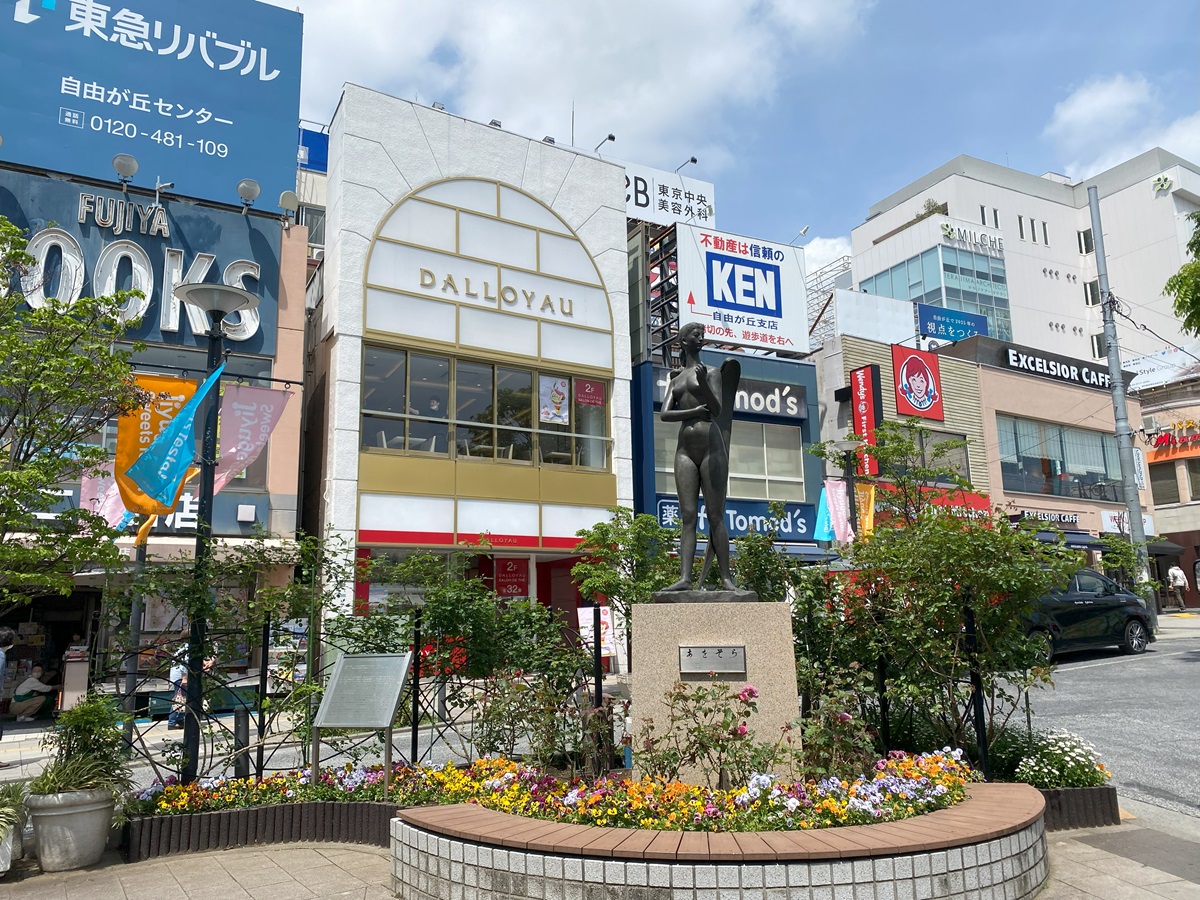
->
(494, 558), (530, 597)
(891, 345), (945, 421)
(575, 379), (605, 407)
(849, 364), (883, 476)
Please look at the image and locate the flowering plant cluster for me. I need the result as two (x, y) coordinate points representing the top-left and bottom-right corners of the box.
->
(1013, 731), (1111, 790)
(128, 750), (975, 832)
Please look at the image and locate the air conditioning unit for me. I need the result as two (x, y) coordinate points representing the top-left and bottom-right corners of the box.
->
(308, 247), (325, 261)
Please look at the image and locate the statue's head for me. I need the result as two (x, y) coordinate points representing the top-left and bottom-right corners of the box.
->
(678, 322), (705, 348)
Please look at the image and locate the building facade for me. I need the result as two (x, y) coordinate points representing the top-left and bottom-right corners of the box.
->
(850, 149), (1200, 363)
(308, 87), (631, 634)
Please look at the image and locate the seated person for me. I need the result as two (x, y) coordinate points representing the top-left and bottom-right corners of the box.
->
(10, 666), (59, 721)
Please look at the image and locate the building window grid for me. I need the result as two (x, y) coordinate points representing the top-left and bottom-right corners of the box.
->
(360, 347), (611, 469)
(997, 413), (1124, 502)
(653, 419), (805, 501)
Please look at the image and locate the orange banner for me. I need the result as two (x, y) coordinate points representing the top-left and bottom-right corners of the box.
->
(115, 374), (198, 515)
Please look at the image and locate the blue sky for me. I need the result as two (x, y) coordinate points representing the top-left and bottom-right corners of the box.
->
(278, 0), (1199, 271)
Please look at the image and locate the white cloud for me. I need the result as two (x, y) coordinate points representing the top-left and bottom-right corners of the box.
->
(801, 236), (852, 275)
(272, 0), (873, 172)
(1044, 74), (1200, 179)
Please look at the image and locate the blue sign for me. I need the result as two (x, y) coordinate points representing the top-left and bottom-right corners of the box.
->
(918, 303), (989, 342)
(656, 495), (815, 542)
(706, 252), (782, 318)
(0, 167), (280, 355)
(298, 127), (329, 174)
(0, 0), (302, 210)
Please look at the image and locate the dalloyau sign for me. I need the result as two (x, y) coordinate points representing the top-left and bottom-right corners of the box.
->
(1002, 347), (1112, 390)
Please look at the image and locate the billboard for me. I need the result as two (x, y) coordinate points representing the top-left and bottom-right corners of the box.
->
(891, 345), (945, 421)
(623, 161), (716, 228)
(0, 167), (280, 355)
(676, 224), (808, 354)
(0, 0), (302, 209)
(917, 303), (988, 342)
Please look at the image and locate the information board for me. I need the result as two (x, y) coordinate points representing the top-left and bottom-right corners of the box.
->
(313, 653), (411, 730)
(0, 0), (302, 208)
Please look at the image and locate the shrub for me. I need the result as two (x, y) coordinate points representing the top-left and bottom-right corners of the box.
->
(1013, 731), (1111, 789)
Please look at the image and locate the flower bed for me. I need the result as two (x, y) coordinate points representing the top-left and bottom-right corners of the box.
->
(129, 749), (973, 832)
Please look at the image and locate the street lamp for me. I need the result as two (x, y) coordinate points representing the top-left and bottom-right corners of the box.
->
(830, 438), (865, 537)
(174, 282), (259, 783)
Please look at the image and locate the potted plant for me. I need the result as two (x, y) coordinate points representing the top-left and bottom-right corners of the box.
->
(25, 693), (132, 872)
(0, 780), (25, 875)
(1013, 730), (1119, 830)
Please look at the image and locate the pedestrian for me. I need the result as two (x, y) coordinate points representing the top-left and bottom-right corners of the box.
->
(0, 626), (15, 767)
(9, 665), (58, 720)
(168, 642), (187, 730)
(1167, 563), (1189, 610)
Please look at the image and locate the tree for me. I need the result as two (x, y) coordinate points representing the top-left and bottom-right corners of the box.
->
(0, 215), (148, 608)
(1164, 210), (1200, 335)
(571, 507), (679, 669)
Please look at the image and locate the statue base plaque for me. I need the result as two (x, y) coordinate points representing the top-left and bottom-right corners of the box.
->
(631, 601), (800, 787)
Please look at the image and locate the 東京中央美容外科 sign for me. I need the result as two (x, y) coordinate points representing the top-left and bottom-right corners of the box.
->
(0, 0), (301, 209)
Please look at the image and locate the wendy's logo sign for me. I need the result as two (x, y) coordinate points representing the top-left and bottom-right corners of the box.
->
(891, 345), (945, 421)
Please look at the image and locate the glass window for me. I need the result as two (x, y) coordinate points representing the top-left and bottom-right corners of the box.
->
(1090, 333), (1107, 359)
(455, 360), (494, 458)
(992, 208), (999, 228)
(980, 205), (987, 225)
(573, 378), (608, 468)
(999, 414), (1124, 502)
(1187, 459), (1200, 500)
(409, 354), (450, 453)
(1151, 462), (1180, 505)
(1030, 219), (1038, 244)
(496, 367), (533, 461)
(923, 249), (942, 293)
(729, 421), (766, 476)
(1074, 571), (1108, 593)
(300, 205), (326, 246)
(1042, 221), (1049, 246)
(1078, 228), (1094, 254)
(1084, 280), (1101, 306)
(1018, 216), (1025, 240)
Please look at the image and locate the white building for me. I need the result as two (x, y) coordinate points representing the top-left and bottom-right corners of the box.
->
(306, 86), (632, 628)
(850, 148), (1200, 363)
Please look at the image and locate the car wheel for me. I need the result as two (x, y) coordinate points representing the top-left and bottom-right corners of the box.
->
(1121, 619), (1149, 655)
(1032, 630), (1054, 664)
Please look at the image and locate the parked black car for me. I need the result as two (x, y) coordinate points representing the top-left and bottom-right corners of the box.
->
(1029, 568), (1155, 660)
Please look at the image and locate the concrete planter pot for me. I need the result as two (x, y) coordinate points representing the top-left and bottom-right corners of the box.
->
(25, 789), (115, 872)
(1039, 785), (1120, 830)
(0, 829), (13, 875)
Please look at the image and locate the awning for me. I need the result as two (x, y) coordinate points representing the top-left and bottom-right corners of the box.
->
(1033, 530), (1106, 551)
(1147, 539), (1186, 556)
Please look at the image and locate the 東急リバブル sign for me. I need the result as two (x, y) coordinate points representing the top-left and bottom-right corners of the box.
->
(0, 167), (279, 354)
(0, 0), (301, 209)
(675, 224), (808, 354)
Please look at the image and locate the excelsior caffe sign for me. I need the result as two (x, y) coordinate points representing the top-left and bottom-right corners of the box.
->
(1003, 347), (1112, 390)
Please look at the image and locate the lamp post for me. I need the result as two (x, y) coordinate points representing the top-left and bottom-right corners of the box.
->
(173, 283), (259, 784)
(829, 438), (865, 537)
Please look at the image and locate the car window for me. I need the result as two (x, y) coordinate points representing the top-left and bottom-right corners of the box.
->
(1073, 571), (1108, 593)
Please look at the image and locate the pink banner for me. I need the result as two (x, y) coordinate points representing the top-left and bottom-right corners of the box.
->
(79, 460), (131, 529)
(214, 385), (292, 494)
(823, 478), (854, 542)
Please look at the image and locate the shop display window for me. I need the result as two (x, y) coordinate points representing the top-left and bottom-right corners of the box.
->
(654, 419), (805, 501)
(360, 347), (610, 469)
(997, 414), (1124, 502)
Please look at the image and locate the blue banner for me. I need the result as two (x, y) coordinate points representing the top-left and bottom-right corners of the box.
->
(918, 303), (989, 342)
(126, 363), (225, 505)
(0, 0), (302, 209)
(813, 488), (834, 542)
(655, 495), (815, 542)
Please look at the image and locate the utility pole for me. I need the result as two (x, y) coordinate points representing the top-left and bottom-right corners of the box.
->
(1088, 186), (1155, 631)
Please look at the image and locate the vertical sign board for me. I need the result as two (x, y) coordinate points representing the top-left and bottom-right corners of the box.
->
(622, 160), (717, 229)
(675, 224), (809, 354)
(850, 364), (883, 475)
(0, 0), (302, 208)
(313, 653), (412, 729)
(494, 559), (530, 598)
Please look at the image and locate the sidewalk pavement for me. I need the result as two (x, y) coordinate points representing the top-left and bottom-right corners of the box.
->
(0, 801), (1196, 899)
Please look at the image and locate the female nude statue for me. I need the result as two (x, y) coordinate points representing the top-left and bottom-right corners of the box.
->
(660, 322), (741, 592)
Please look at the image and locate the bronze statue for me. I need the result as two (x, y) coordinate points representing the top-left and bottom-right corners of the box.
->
(659, 321), (742, 593)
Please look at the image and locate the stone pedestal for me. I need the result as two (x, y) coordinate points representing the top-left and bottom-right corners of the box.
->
(631, 601), (800, 787)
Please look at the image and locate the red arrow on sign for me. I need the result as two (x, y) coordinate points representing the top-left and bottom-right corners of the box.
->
(685, 292), (709, 317)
